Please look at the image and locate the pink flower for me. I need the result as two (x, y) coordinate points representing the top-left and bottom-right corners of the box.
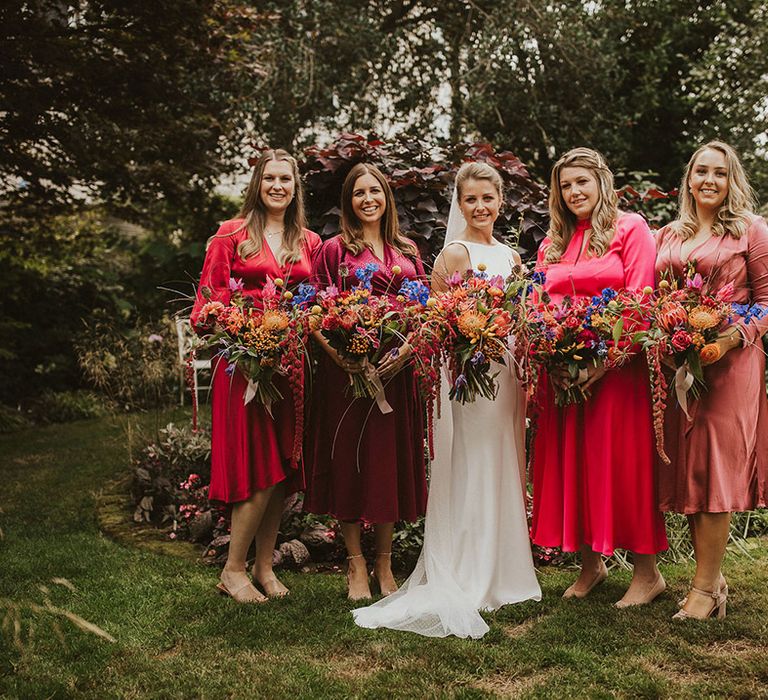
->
(147, 334), (163, 344)
(686, 273), (703, 290)
(715, 282), (735, 302)
(262, 277), (277, 299)
(229, 277), (244, 292)
(671, 329), (692, 352)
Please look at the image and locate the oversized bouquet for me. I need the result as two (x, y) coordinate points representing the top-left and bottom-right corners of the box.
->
(315, 263), (401, 408)
(426, 264), (532, 404)
(641, 270), (746, 461)
(523, 288), (645, 406)
(194, 276), (315, 412)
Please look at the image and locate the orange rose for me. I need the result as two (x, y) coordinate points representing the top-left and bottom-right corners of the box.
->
(699, 343), (722, 365)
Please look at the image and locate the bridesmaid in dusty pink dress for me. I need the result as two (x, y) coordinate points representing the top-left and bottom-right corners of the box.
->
(305, 163), (428, 601)
(530, 147), (668, 607)
(191, 150), (322, 603)
(655, 141), (768, 620)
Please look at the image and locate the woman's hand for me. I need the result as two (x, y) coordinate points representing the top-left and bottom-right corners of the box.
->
(580, 363), (606, 392)
(333, 351), (366, 375)
(377, 342), (412, 382)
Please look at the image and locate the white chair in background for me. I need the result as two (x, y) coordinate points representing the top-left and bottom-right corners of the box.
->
(175, 317), (211, 406)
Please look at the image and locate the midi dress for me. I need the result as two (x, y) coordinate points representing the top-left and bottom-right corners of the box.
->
(530, 212), (669, 555)
(655, 216), (768, 513)
(304, 235), (428, 523)
(190, 219), (322, 503)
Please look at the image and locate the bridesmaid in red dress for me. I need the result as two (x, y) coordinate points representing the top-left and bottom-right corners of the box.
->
(655, 141), (768, 620)
(191, 149), (321, 603)
(530, 147), (668, 606)
(305, 163), (428, 600)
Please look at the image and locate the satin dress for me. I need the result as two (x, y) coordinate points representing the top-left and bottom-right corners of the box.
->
(530, 213), (668, 555)
(655, 217), (768, 513)
(190, 219), (322, 503)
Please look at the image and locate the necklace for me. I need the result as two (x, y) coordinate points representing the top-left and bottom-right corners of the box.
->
(265, 229), (283, 238)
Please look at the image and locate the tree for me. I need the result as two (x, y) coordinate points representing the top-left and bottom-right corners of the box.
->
(0, 0), (265, 217)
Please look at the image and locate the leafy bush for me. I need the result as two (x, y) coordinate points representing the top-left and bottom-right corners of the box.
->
(32, 390), (111, 424)
(0, 404), (32, 433)
(76, 315), (179, 411)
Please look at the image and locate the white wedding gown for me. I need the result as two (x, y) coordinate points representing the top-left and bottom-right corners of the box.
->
(352, 241), (541, 639)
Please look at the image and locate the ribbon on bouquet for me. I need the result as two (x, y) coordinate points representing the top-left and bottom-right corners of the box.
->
(364, 359), (393, 414)
(243, 378), (274, 418)
(674, 361), (695, 422)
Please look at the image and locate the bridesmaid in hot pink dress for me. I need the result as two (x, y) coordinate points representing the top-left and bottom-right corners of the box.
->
(191, 149), (321, 603)
(305, 163), (428, 601)
(530, 147), (668, 606)
(655, 141), (768, 620)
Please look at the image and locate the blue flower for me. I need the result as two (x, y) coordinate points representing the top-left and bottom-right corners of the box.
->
(454, 374), (468, 389)
(354, 262), (379, 290)
(601, 288), (617, 302)
(398, 278), (430, 305)
(470, 351), (486, 366)
(225, 363), (236, 376)
(291, 282), (317, 308)
(531, 271), (547, 285)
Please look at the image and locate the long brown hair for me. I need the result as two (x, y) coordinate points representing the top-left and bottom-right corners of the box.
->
(339, 163), (416, 257)
(235, 149), (307, 264)
(544, 147), (619, 264)
(669, 140), (756, 241)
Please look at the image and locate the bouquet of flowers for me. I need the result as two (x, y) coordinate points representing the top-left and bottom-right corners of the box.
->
(427, 264), (532, 404)
(640, 269), (762, 461)
(315, 263), (400, 406)
(523, 288), (644, 407)
(194, 276), (315, 410)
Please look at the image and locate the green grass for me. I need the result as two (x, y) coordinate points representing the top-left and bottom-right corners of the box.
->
(2, 414), (768, 699)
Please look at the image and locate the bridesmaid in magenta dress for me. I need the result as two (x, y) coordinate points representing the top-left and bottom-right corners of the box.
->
(530, 147), (668, 606)
(655, 141), (768, 620)
(305, 163), (428, 600)
(191, 149), (321, 603)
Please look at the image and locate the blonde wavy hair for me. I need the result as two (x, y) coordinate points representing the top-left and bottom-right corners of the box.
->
(231, 149), (307, 264)
(455, 161), (504, 200)
(669, 140), (756, 241)
(339, 163), (417, 258)
(544, 147), (619, 264)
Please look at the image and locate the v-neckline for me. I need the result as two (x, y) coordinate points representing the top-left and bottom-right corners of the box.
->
(678, 233), (712, 267)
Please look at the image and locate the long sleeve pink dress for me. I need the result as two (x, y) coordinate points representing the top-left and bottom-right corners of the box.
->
(190, 219), (322, 503)
(655, 216), (768, 513)
(530, 212), (669, 555)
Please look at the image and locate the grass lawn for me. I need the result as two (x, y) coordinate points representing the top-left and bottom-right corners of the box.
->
(1, 413), (767, 699)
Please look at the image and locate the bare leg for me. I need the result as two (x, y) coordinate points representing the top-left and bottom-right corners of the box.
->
(615, 553), (665, 607)
(220, 487), (274, 603)
(563, 545), (607, 598)
(251, 481), (289, 597)
(341, 521), (371, 600)
(372, 522), (397, 595)
(678, 512), (731, 618)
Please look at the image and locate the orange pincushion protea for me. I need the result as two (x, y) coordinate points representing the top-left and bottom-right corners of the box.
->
(657, 301), (687, 331)
(688, 305), (721, 331)
(457, 310), (488, 340)
(261, 309), (290, 332)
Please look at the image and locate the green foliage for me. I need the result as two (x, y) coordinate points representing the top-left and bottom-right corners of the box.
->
(32, 390), (111, 425)
(76, 315), (179, 411)
(0, 0), (261, 217)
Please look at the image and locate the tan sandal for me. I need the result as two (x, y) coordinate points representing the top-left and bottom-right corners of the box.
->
(216, 574), (268, 604)
(672, 585), (727, 620)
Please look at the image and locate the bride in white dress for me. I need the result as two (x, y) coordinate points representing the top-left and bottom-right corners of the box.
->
(352, 162), (541, 639)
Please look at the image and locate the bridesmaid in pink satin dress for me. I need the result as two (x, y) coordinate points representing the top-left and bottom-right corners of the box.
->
(655, 141), (768, 620)
(191, 150), (321, 603)
(530, 148), (668, 607)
